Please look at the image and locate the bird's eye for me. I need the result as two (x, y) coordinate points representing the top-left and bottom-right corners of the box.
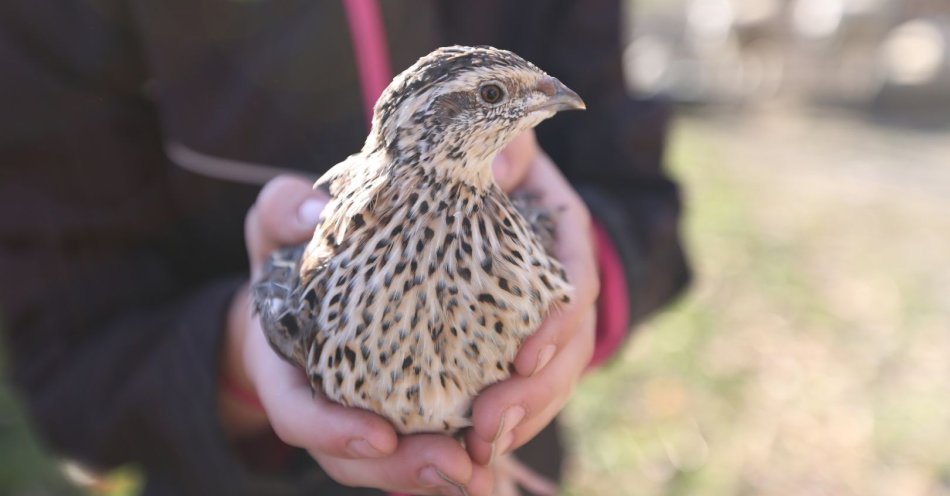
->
(479, 84), (505, 104)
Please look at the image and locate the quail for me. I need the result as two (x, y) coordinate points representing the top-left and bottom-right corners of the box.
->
(254, 45), (585, 434)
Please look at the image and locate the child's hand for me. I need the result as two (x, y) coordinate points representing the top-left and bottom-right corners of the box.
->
(467, 132), (599, 470)
(221, 176), (492, 495)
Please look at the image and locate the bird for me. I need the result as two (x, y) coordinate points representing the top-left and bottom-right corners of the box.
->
(253, 45), (585, 435)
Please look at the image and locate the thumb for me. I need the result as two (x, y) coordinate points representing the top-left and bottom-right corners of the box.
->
(492, 153), (516, 192)
(492, 130), (537, 192)
(245, 175), (329, 273)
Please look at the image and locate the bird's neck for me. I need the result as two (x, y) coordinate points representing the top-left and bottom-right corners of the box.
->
(368, 124), (498, 192)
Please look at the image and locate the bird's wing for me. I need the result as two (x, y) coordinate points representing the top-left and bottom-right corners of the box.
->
(254, 152), (386, 370)
(309, 152), (388, 253)
(313, 153), (358, 198)
(510, 191), (558, 255)
(253, 243), (313, 367)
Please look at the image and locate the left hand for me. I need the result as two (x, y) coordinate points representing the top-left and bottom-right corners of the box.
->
(466, 131), (599, 473)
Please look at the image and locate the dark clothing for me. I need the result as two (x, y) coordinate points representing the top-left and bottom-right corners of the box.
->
(0, 0), (689, 494)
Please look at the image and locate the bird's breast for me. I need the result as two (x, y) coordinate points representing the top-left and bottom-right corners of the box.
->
(302, 182), (571, 433)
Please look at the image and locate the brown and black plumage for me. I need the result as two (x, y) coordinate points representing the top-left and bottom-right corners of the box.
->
(253, 45), (585, 434)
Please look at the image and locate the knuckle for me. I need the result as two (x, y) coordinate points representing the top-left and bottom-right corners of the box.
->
(270, 419), (300, 448)
(320, 462), (361, 488)
(244, 203), (260, 226)
(578, 316), (596, 357)
(531, 382), (558, 408)
(588, 272), (602, 302)
(576, 204), (592, 228)
(243, 207), (260, 246)
(349, 416), (383, 442)
(582, 328), (595, 358)
(255, 176), (285, 206)
(260, 174), (308, 197)
(256, 174), (310, 214)
(332, 473), (362, 488)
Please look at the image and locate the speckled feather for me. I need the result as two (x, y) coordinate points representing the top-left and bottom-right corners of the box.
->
(253, 46), (578, 434)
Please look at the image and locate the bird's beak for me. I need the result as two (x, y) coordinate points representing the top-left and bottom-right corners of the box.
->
(529, 76), (586, 113)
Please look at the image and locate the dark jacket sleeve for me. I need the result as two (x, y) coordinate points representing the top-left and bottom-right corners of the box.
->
(0, 1), (264, 493)
(0, 110), (254, 491)
(0, 1), (380, 493)
(442, 0), (691, 324)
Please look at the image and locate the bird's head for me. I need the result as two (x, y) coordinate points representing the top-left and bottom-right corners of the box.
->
(366, 46), (585, 187)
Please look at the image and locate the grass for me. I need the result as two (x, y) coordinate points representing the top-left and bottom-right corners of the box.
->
(0, 383), (82, 496)
(0, 350), (139, 496)
(2, 109), (949, 495)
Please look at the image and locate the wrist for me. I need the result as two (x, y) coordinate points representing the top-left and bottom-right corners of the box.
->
(219, 283), (271, 439)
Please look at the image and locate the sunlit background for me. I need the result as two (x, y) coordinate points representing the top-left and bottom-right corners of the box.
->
(2, 1), (949, 494)
(564, 0), (950, 495)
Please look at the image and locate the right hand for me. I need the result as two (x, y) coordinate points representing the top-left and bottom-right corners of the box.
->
(220, 175), (493, 495)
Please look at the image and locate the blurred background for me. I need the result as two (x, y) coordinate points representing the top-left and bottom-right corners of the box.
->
(564, 0), (950, 495)
(2, 0), (949, 494)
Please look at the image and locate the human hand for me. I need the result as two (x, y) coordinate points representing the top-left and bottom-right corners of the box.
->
(221, 175), (493, 495)
(467, 131), (599, 483)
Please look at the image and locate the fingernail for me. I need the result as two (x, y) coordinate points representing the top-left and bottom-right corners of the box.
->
(297, 198), (325, 227)
(346, 438), (384, 458)
(493, 406), (526, 442)
(534, 344), (556, 375)
(489, 405), (524, 464)
(490, 430), (515, 463)
(418, 466), (467, 496)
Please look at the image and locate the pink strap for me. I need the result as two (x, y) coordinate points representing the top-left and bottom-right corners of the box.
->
(342, 0), (393, 129)
(589, 221), (631, 368)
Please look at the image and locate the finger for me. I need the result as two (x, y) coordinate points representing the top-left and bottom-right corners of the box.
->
(492, 130), (537, 192)
(315, 434), (495, 496)
(245, 174), (329, 270)
(513, 154), (599, 376)
(244, 322), (398, 459)
(513, 254), (597, 377)
(471, 311), (596, 450)
(467, 310), (595, 464)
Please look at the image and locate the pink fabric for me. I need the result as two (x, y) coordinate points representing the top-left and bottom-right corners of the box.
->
(343, 0), (393, 129)
(588, 221), (631, 368)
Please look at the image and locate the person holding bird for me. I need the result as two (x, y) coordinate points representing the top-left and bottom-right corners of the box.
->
(0, 1), (689, 495)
